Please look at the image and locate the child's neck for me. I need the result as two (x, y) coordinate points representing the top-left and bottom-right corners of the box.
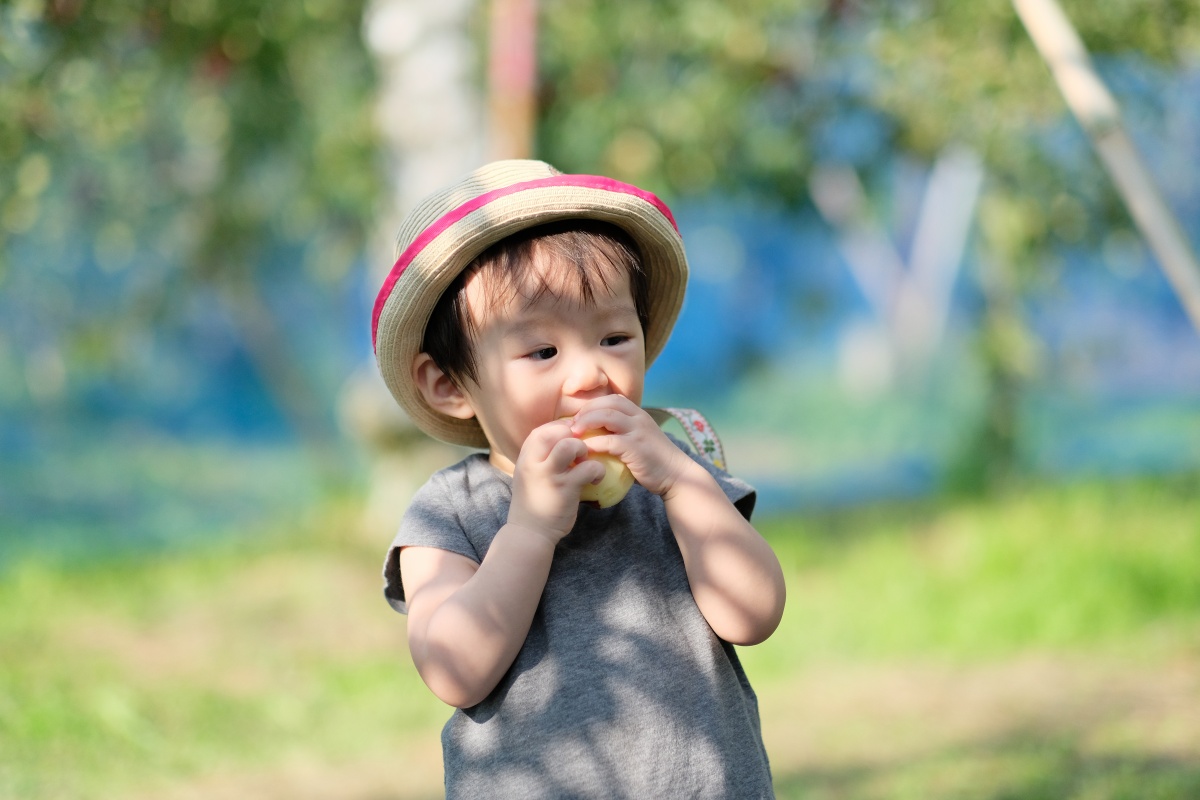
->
(487, 449), (517, 476)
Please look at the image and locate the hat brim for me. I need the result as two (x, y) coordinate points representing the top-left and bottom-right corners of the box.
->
(373, 167), (688, 449)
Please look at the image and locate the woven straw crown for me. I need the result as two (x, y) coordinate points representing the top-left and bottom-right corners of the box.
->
(372, 159), (690, 449)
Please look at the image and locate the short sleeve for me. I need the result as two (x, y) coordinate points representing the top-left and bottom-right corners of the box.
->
(669, 433), (757, 520)
(382, 472), (482, 615)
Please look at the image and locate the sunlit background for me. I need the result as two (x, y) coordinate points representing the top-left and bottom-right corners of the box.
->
(3, 1), (1200, 798)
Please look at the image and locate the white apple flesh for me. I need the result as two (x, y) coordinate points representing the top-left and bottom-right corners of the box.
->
(576, 428), (634, 508)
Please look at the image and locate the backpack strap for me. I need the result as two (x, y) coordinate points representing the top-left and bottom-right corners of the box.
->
(646, 407), (727, 471)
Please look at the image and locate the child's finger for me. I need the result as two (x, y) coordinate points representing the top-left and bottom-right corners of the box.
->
(572, 400), (639, 437)
(546, 435), (590, 473)
(521, 418), (577, 462)
(568, 456), (606, 488)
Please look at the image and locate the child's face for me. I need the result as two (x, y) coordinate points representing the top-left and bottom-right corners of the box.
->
(456, 252), (647, 474)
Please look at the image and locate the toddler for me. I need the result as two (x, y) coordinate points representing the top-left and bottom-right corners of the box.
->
(372, 159), (786, 798)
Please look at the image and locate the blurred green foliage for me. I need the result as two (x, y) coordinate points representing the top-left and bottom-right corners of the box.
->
(11, 0), (1194, 301)
(0, 0), (381, 409)
(4, 0), (1199, 479)
(535, 0), (1200, 490)
(539, 0), (821, 203)
(540, 0), (1200, 256)
(0, 0), (380, 265)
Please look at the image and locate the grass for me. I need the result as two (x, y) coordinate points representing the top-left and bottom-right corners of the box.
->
(773, 739), (1200, 800)
(0, 499), (448, 800)
(2, 474), (1200, 798)
(744, 473), (1200, 676)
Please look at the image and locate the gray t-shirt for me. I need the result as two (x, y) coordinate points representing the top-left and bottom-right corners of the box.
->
(383, 437), (774, 799)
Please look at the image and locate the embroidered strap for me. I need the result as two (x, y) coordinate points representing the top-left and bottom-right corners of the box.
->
(646, 407), (727, 471)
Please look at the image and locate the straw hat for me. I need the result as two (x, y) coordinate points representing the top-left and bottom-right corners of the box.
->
(371, 159), (690, 449)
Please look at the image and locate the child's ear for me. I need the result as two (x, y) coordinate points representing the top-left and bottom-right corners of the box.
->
(411, 353), (476, 420)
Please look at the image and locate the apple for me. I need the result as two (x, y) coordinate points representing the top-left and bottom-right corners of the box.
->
(575, 427), (634, 508)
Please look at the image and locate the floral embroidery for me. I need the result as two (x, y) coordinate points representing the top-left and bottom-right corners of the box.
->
(657, 407), (726, 471)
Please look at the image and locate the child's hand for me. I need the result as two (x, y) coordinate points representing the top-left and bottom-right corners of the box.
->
(507, 418), (605, 544)
(574, 397), (786, 646)
(569, 396), (693, 498)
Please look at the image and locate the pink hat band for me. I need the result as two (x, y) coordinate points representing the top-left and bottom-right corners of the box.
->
(372, 174), (678, 351)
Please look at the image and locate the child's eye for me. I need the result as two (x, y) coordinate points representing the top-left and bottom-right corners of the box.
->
(528, 346), (558, 361)
(601, 335), (630, 347)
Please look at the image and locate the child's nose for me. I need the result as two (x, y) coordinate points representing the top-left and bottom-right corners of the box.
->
(564, 353), (609, 395)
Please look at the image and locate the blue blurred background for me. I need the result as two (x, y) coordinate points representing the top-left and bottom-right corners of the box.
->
(2, 0), (1199, 566)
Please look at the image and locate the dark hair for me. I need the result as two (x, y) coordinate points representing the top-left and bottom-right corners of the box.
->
(421, 219), (650, 388)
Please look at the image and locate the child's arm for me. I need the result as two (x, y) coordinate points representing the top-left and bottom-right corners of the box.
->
(573, 398), (786, 646)
(658, 460), (786, 645)
(400, 529), (555, 709)
(400, 419), (603, 709)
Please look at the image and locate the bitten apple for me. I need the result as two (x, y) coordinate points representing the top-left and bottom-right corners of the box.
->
(575, 427), (634, 508)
